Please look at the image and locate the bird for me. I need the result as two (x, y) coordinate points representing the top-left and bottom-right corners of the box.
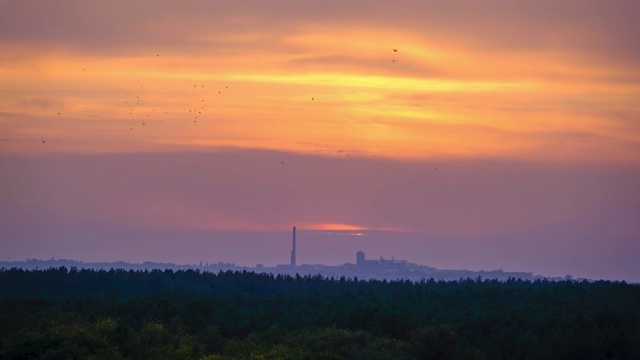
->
(393, 49), (397, 52)
(42, 140), (45, 144)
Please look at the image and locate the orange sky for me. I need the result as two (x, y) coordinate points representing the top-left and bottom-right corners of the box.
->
(2, 1), (639, 163)
(2, 1), (640, 279)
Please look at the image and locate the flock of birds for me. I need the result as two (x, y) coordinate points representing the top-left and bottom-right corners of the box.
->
(45, 49), (402, 151)
(51, 55), (232, 144)
(121, 78), (228, 139)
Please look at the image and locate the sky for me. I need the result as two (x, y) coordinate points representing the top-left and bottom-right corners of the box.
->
(1, 1), (639, 281)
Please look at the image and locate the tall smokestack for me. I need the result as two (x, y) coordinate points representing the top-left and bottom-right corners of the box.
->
(290, 226), (296, 266)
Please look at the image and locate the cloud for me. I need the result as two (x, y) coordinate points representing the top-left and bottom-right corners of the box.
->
(1, 1), (638, 163)
(2, 1), (639, 70)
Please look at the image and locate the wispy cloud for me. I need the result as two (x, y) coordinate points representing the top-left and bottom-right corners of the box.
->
(2, 1), (638, 162)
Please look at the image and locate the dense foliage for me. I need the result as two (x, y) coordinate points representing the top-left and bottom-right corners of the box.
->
(1, 267), (639, 359)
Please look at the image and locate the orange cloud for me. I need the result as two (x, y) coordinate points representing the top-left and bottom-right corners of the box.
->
(303, 223), (365, 231)
(2, 3), (639, 164)
(300, 222), (409, 233)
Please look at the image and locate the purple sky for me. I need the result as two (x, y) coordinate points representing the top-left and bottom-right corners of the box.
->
(2, 150), (639, 281)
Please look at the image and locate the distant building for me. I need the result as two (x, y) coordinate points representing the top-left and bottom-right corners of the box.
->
(258, 239), (539, 282)
(355, 251), (407, 268)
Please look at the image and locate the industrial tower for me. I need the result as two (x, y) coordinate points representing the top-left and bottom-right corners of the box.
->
(290, 226), (296, 267)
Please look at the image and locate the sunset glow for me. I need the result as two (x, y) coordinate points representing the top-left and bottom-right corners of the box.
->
(2, 1), (639, 280)
(306, 223), (366, 231)
(2, 3), (638, 162)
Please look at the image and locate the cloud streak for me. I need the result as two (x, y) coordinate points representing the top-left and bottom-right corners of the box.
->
(2, 2), (639, 160)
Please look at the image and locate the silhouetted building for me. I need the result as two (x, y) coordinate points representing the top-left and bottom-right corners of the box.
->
(355, 251), (380, 266)
(355, 251), (407, 268)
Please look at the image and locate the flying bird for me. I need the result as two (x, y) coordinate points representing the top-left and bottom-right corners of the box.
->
(393, 49), (397, 52)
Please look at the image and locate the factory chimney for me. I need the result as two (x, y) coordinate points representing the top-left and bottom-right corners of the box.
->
(290, 226), (296, 267)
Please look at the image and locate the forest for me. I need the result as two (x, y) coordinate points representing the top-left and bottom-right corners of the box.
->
(1, 267), (639, 359)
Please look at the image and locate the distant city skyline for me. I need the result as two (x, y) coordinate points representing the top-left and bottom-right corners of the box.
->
(0, 251), (554, 283)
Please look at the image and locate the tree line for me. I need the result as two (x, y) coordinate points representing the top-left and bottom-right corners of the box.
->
(1, 267), (639, 359)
